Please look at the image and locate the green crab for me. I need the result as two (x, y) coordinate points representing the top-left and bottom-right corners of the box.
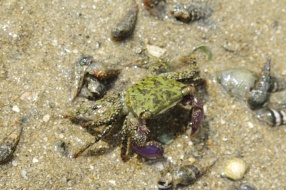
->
(67, 56), (204, 161)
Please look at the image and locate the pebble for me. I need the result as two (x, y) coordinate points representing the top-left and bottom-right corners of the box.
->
(12, 160), (18, 166)
(188, 157), (196, 164)
(247, 122), (254, 128)
(146, 44), (166, 58)
(153, 161), (164, 170)
(12, 105), (20, 112)
(43, 114), (50, 122)
(20, 92), (32, 102)
(108, 180), (117, 186)
(21, 170), (28, 179)
(32, 157), (39, 163)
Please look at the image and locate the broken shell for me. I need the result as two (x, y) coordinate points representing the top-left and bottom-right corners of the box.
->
(222, 158), (247, 180)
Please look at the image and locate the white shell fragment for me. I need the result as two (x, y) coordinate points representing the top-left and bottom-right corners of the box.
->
(222, 158), (247, 180)
(146, 44), (166, 58)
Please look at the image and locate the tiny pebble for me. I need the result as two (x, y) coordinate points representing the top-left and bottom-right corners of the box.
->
(32, 158), (39, 163)
(12, 160), (18, 166)
(59, 133), (64, 139)
(220, 119), (226, 124)
(222, 137), (228, 141)
(43, 114), (50, 122)
(188, 157), (196, 164)
(12, 105), (20, 112)
(20, 92), (32, 102)
(94, 41), (101, 49)
(146, 44), (166, 58)
(153, 161), (164, 170)
(248, 122), (254, 128)
(108, 180), (117, 186)
(134, 47), (142, 54)
(21, 170), (28, 179)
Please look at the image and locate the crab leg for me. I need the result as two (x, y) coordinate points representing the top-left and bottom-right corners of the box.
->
(182, 94), (204, 136)
(121, 113), (164, 161)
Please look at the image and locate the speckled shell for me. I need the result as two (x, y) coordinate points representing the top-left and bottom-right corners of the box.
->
(223, 158), (247, 180)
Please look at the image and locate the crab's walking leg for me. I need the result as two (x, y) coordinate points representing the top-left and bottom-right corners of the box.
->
(190, 96), (204, 136)
(181, 93), (204, 136)
(67, 95), (125, 158)
(121, 113), (164, 161)
(120, 119), (129, 162)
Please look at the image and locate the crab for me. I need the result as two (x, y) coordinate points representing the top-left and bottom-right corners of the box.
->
(67, 56), (205, 162)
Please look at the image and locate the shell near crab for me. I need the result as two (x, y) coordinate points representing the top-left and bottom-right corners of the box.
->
(216, 58), (286, 126)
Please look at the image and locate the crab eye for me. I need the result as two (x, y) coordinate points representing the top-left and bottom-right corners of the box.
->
(140, 111), (152, 119)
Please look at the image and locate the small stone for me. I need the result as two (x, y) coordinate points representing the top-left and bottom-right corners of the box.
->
(43, 114), (50, 122)
(108, 180), (117, 186)
(89, 165), (94, 170)
(188, 157), (196, 164)
(58, 133), (64, 139)
(134, 47), (142, 54)
(12, 105), (20, 112)
(21, 170), (28, 179)
(248, 122), (254, 128)
(32, 158), (39, 163)
(20, 92), (32, 102)
(146, 44), (166, 58)
(12, 160), (18, 166)
(153, 161), (164, 170)
(222, 137), (228, 141)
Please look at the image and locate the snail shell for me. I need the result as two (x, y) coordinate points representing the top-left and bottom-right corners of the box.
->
(216, 69), (257, 100)
(222, 158), (247, 180)
(0, 126), (23, 164)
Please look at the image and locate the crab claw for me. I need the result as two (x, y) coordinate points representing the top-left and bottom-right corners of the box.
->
(132, 141), (164, 159)
(130, 124), (164, 159)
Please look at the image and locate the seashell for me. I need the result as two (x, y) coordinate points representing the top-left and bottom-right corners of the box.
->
(216, 69), (257, 100)
(247, 58), (271, 110)
(0, 126), (23, 164)
(255, 107), (286, 126)
(222, 158), (247, 180)
(158, 157), (217, 189)
(111, 2), (138, 41)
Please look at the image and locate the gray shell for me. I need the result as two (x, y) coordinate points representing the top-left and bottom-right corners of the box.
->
(216, 69), (257, 100)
